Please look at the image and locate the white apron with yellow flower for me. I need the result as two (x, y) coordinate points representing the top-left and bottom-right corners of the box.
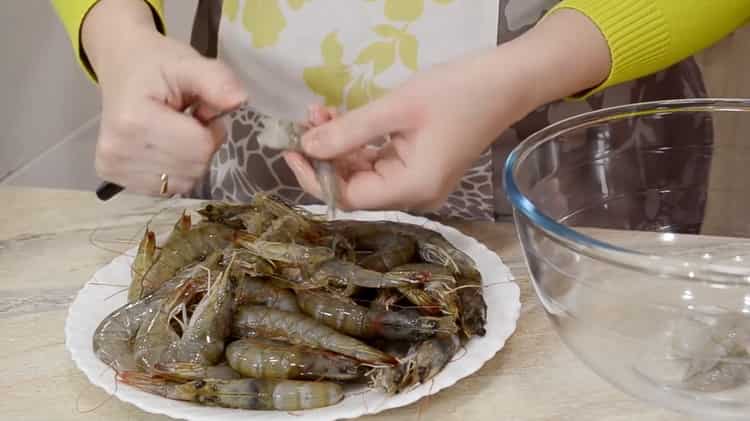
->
(204, 0), (500, 220)
(218, 0), (499, 120)
(193, 0), (712, 225)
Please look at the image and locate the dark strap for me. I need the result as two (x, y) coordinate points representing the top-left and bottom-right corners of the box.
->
(190, 0), (223, 58)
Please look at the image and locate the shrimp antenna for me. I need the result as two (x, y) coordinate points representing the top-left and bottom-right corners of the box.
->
(75, 363), (120, 414)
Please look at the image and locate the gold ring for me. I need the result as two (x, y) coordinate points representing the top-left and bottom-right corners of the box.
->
(159, 173), (169, 195)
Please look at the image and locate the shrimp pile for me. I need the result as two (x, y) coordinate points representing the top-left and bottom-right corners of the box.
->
(92, 194), (487, 411)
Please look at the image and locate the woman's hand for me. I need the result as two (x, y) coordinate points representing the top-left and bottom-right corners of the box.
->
(284, 9), (610, 212)
(83, 0), (248, 195)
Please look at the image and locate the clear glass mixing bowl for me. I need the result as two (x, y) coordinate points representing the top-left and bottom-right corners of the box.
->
(504, 98), (750, 419)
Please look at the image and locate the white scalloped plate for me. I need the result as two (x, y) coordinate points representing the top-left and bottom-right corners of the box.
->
(65, 206), (520, 421)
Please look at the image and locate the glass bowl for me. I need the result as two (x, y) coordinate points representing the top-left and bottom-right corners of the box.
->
(504, 98), (750, 419)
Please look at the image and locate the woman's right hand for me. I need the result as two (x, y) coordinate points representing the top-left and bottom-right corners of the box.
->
(82, 0), (247, 196)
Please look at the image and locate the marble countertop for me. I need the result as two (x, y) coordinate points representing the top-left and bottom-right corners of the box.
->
(0, 186), (683, 421)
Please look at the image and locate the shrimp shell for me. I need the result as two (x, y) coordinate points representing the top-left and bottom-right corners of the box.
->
(118, 372), (344, 410)
(356, 233), (417, 272)
(297, 290), (455, 341)
(226, 338), (362, 380)
(130, 214), (235, 302)
(152, 362), (242, 381)
(311, 259), (421, 289)
(234, 276), (300, 313)
(232, 305), (396, 365)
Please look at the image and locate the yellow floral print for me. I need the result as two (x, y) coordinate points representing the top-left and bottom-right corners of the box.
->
(354, 40), (396, 75)
(287, 0), (309, 10)
(371, 24), (418, 71)
(224, 0), (239, 21)
(346, 76), (387, 109)
(385, 0), (424, 21)
(303, 33), (353, 107)
(368, 0), (455, 22)
(242, 0), (287, 48)
(226, 0), (455, 109)
(304, 25), (416, 110)
(234, 0), (312, 48)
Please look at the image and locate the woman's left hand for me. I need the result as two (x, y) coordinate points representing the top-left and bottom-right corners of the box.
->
(284, 9), (610, 212)
(284, 49), (535, 212)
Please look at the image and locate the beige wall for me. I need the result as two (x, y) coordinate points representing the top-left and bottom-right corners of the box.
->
(1, 0), (197, 189)
(0, 1), (100, 181)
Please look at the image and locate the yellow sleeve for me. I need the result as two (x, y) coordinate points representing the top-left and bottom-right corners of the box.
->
(50, 0), (166, 83)
(548, 0), (750, 98)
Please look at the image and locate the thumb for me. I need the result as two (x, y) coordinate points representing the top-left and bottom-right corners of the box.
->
(171, 56), (248, 113)
(301, 94), (414, 159)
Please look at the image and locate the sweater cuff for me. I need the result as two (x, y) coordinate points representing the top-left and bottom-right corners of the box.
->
(547, 0), (670, 99)
(76, 0), (166, 83)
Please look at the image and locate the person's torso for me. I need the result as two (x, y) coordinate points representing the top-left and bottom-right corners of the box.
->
(190, 0), (710, 224)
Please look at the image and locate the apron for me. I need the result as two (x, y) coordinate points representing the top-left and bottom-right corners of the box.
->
(190, 0), (712, 232)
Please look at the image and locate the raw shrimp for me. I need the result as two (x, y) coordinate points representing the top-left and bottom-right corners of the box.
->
(296, 290), (456, 341)
(373, 333), (461, 393)
(327, 220), (480, 277)
(232, 305), (396, 364)
(226, 249), (276, 278)
(238, 211), (275, 235)
(129, 230), (157, 302)
(327, 220), (487, 337)
(226, 338), (363, 380)
(95, 254), (223, 372)
(118, 372), (344, 410)
(235, 233), (334, 268)
(153, 362), (242, 381)
(234, 276), (300, 313)
(390, 263), (458, 317)
(391, 225), (486, 337)
(354, 233), (417, 272)
(197, 202), (256, 229)
(169, 261), (235, 366)
(388, 263), (456, 283)
(129, 213), (235, 302)
(371, 288), (401, 312)
(93, 294), (164, 372)
(134, 258), (233, 369)
(311, 259), (422, 289)
(252, 193), (325, 242)
(133, 279), (200, 370)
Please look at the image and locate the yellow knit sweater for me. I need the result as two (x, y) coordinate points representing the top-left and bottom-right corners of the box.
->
(51, 0), (750, 97)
